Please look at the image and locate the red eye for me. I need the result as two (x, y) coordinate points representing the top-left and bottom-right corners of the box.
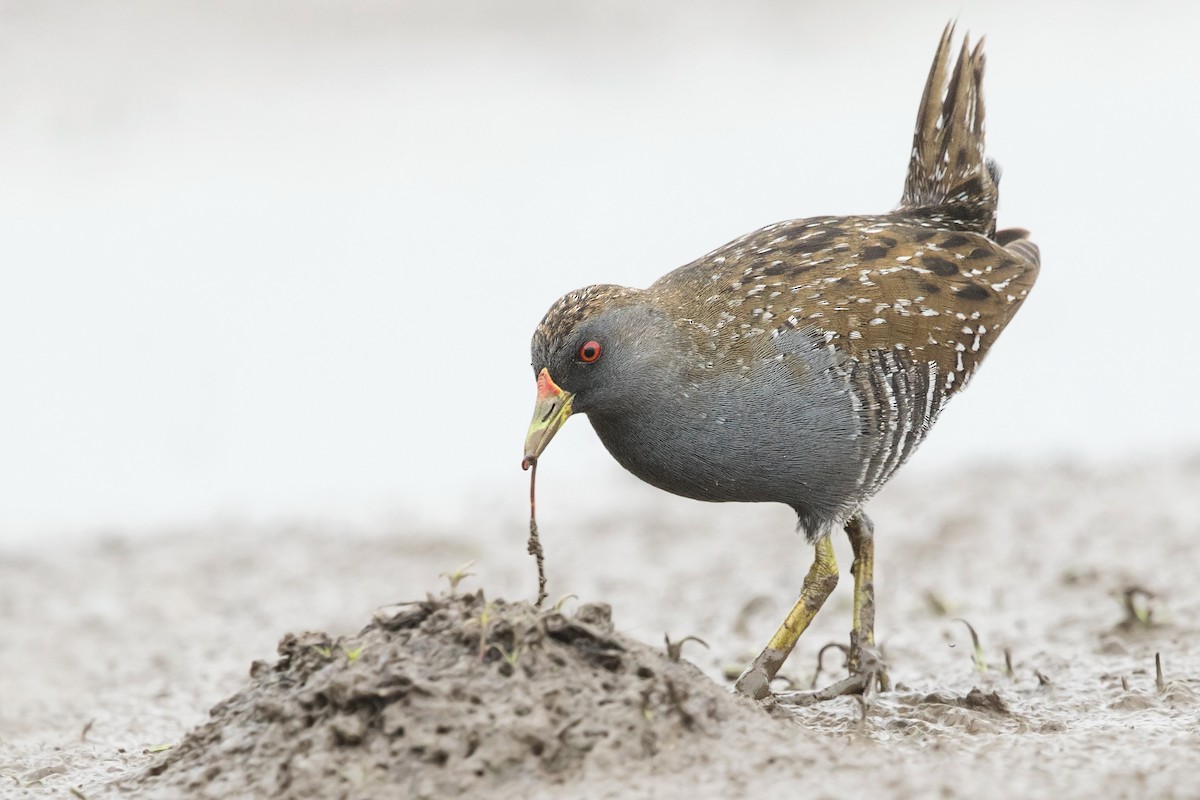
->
(578, 340), (602, 363)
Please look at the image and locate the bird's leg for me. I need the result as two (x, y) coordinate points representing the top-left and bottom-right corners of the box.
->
(734, 537), (838, 700)
(774, 514), (890, 707)
(845, 511), (891, 691)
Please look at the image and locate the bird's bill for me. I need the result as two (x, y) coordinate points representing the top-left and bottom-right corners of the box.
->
(522, 368), (574, 467)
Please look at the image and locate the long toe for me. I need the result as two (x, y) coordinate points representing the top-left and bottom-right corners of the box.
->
(775, 673), (871, 706)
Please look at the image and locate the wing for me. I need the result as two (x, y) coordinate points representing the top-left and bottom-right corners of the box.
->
(652, 214), (1038, 396)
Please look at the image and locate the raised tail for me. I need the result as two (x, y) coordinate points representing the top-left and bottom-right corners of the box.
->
(898, 24), (998, 237)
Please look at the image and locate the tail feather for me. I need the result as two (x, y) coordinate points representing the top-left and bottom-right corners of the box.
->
(898, 24), (998, 237)
(997, 228), (1041, 268)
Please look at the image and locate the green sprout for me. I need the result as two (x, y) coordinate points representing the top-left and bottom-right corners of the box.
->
(954, 618), (987, 673)
(923, 590), (951, 617)
(552, 594), (579, 613)
(474, 601), (497, 658)
(1121, 586), (1156, 628)
(440, 561), (477, 595)
(489, 644), (521, 667)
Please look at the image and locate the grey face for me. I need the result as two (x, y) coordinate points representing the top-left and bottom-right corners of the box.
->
(531, 313), (614, 412)
(531, 302), (686, 416)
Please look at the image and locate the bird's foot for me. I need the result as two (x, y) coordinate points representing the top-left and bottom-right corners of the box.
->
(776, 644), (890, 706)
(733, 644), (889, 704)
(732, 647), (786, 701)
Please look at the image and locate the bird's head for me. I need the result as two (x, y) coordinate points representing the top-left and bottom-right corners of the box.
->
(522, 284), (683, 467)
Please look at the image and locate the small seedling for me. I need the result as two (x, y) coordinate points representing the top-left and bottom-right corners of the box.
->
(145, 744), (173, 754)
(1120, 586), (1157, 628)
(439, 561), (477, 595)
(489, 644), (521, 667)
(721, 664), (746, 682)
(312, 645), (333, 658)
(342, 646), (365, 663)
(923, 591), (951, 617)
(811, 642), (849, 689)
(472, 601), (498, 659)
(954, 618), (988, 673)
(552, 594), (579, 613)
(663, 634), (709, 663)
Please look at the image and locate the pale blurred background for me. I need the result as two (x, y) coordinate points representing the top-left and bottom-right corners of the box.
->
(2, 0), (1197, 542)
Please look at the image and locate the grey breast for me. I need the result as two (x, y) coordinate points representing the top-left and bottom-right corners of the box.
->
(587, 323), (866, 534)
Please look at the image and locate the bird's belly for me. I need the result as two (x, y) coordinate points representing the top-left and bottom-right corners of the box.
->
(591, 414), (776, 503)
(586, 394), (864, 518)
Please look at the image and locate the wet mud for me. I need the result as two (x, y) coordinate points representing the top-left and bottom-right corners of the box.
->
(5, 459), (1200, 799)
(123, 593), (765, 799)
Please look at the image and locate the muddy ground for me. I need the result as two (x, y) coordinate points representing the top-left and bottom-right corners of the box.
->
(2, 458), (1200, 798)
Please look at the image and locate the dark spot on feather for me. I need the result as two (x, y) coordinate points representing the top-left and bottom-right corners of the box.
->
(923, 257), (958, 277)
(861, 245), (889, 259)
(759, 262), (793, 277)
(780, 264), (819, 277)
(966, 247), (991, 259)
(940, 234), (970, 249)
(954, 283), (990, 301)
(785, 228), (845, 256)
(914, 231), (938, 243)
(918, 281), (941, 295)
(879, 236), (898, 248)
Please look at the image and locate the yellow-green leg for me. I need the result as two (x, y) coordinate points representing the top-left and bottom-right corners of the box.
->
(734, 536), (839, 700)
(845, 512), (891, 691)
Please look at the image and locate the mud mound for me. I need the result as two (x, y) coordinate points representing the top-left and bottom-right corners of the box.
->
(127, 591), (767, 799)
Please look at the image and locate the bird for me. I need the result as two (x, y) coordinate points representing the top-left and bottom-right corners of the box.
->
(521, 24), (1039, 703)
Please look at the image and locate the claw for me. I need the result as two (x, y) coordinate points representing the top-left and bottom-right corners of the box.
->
(850, 643), (891, 693)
